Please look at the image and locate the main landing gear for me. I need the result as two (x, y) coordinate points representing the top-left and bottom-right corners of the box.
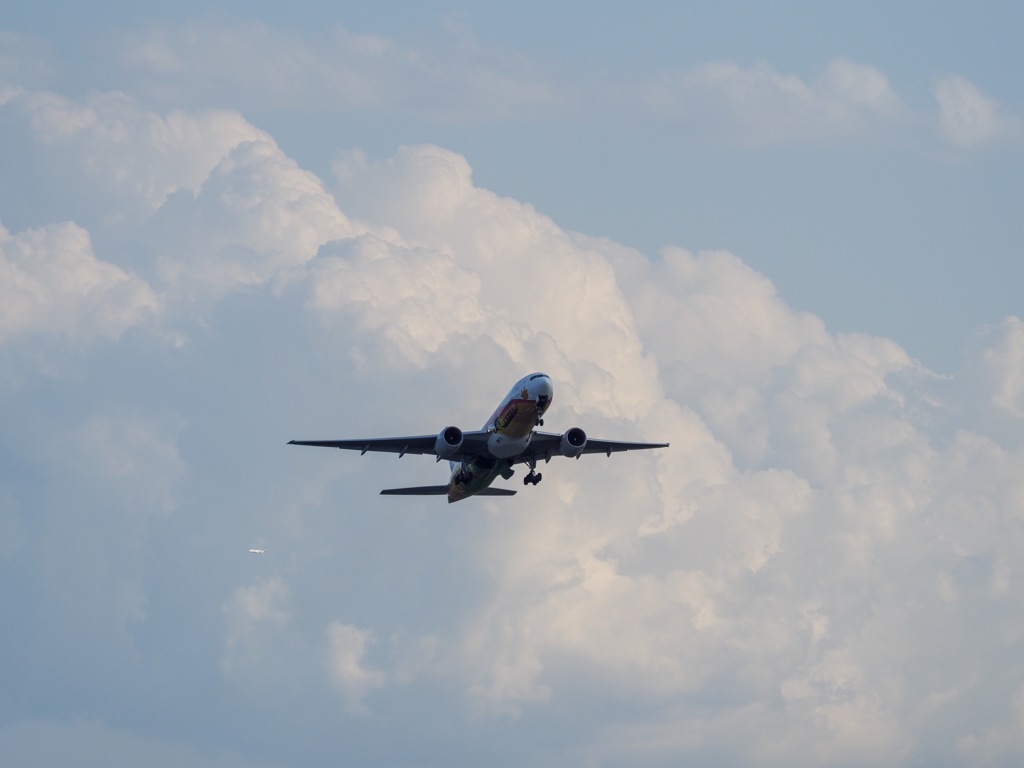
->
(523, 455), (543, 486)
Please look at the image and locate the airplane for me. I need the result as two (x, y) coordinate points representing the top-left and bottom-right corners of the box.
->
(288, 372), (669, 503)
(248, 547), (267, 554)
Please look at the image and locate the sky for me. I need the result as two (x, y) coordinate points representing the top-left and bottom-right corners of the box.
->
(1, 2), (1023, 766)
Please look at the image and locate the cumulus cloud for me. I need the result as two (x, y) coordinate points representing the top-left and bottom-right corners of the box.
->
(308, 236), (487, 367)
(328, 144), (664, 420)
(0, 220), (157, 343)
(152, 138), (361, 295)
(12, 89), (271, 215)
(934, 75), (1012, 147)
(3, 79), (1024, 768)
(645, 58), (907, 144)
(3, 89), (360, 301)
(320, 143), (1024, 765)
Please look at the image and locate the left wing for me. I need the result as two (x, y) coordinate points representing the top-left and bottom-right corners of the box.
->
(288, 431), (490, 459)
(519, 431), (669, 462)
(380, 485), (517, 497)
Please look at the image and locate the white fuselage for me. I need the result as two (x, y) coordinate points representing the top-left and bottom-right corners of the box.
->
(446, 373), (553, 501)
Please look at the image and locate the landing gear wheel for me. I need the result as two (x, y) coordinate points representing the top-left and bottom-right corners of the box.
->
(523, 454), (543, 486)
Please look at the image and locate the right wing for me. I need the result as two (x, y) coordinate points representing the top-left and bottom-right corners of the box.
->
(522, 431), (669, 462)
(288, 431), (490, 460)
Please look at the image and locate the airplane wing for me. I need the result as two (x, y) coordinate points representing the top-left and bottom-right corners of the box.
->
(380, 485), (517, 496)
(288, 431), (491, 459)
(520, 431), (669, 462)
(289, 431), (667, 463)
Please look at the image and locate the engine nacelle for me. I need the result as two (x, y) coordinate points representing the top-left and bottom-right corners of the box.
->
(560, 427), (587, 458)
(435, 426), (464, 459)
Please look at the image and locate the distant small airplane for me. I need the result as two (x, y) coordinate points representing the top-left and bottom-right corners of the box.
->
(248, 548), (267, 554)
(289, 372), (669, 503)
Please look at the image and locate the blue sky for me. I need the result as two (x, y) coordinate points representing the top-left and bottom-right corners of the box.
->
(2, 3), (1024, 767)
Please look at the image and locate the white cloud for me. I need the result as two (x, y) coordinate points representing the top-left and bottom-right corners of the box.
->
(934, 75), (1012, 147)
(223, 577), (294, 677)
(227, 577), (292, 627)
(152, 138), (361, 296)
(328, 144), (664, 419)
(962, 317), (1024, 419)
(306, 146), (1024, 764)
(3, 75), (1024, 766)
(16, 89), (271, 214)
(308, 236), (487, 367)
(645, 58), (907, 144)
(317, 149), (1023, 765)
(6, 88), (364, 300)
(0, 220), (157, 343)
(325, 622), (385, 714)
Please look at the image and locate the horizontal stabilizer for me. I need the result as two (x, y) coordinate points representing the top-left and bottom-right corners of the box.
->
(380, 485), (449, 495)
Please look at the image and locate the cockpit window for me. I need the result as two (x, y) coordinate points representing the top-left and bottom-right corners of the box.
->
(529, 374), (549, 381)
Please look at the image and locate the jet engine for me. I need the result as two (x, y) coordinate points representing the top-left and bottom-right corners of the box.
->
(435, 426), (464, 459)
(560, 427), (587, 458)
